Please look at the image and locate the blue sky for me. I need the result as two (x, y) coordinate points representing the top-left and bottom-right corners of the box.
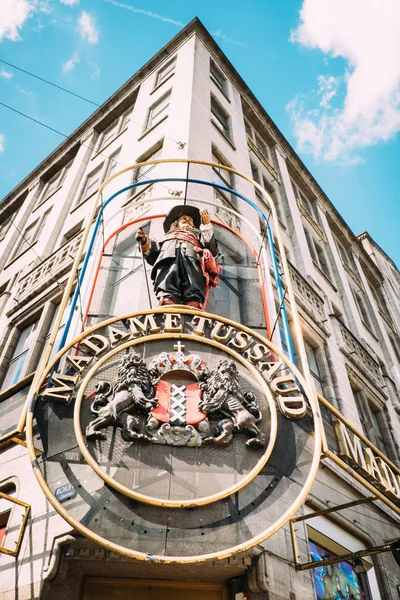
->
(0, 0), (399, 266)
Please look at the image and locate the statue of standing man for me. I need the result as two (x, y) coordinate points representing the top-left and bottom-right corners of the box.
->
(135, 206), (221, 309)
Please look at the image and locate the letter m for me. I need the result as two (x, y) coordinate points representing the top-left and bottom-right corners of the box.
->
(42, 373), (78, 403)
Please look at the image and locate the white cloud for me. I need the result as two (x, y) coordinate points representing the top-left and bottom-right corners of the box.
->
(91, 66), (100, 80)
(78, 11), (99, 44)
(104, 0), (184, 27)
(0, 69), (13, 79)
(288, 0), (400, 162)
(0, 0), (35, 42)
(62, 53), (80, 74)
(60, 0), (79, 5)
(0, 134), (5, 153)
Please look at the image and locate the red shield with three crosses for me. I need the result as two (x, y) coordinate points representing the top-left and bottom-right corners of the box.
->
(151, 379), (205, 426)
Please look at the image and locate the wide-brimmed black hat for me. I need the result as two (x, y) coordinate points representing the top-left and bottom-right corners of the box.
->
(163, 204), (201, 232)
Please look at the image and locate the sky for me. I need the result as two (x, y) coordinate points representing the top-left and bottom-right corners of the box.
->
(0, 0), (399, 267)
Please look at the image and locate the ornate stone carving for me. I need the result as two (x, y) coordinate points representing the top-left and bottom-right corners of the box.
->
(15, 232), (83, 302)
(85, 344), (264, 448)
(287, 261), (325, 321)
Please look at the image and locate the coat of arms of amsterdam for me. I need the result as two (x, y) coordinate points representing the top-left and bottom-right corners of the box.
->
(85, 342), (265, 448)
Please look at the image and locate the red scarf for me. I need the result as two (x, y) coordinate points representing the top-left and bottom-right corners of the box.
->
(161, 229), (222, 287)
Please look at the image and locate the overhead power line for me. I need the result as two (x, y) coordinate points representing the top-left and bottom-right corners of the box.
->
(0, 59), (100, 107)
(0, 101), (70, 139)
(0, 58), (186, 148)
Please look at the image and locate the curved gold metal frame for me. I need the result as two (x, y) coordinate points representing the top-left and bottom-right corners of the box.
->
(26, 307), (322, 563)
(23, 159), (314, 411)
(73, 331), (278, 508)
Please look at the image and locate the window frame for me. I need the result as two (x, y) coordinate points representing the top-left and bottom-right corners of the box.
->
(304, 341), (324, 395)
(36, 160), (72, 209)
(155, 56), (176, 88)
(352, 288), (374, 332)
(210, 59), (229, 98)
(96, 110), (131, 152)
(210, 95), (232, 142)
(0, 320), (39, 392)
(212, 147), (235, 207)
(304, 228), (334, 283)
(127, 142), (164, 202)
(75, 162), (105, 208)
(104, 147), (122, 181)
(8, 207), (52, 263)
(145, 92), (171, 132)
(0, 215), (13, 242)
(352, 387), (391, 457)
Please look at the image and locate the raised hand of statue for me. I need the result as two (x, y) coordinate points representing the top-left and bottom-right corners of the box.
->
(200, 209), (211, 225)
(135, 227), (147, 246)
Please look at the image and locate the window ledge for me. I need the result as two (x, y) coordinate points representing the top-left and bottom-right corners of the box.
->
(5, 240), (39, 269)
(138, 114), (169, 142)
(211, 120), (236, 151)
(70, 190), (99, 213)
(0, 372), (35, 402)
(150, 72), (175, 95)
(210, 76), (231, 103)
(361, 320), (379, 342)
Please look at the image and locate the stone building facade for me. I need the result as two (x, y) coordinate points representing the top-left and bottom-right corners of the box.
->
(0, 18), (399, 600)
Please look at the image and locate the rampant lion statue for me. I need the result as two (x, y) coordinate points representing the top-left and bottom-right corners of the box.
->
(199, 359), (265, 447)
(85, 352), (158, 441)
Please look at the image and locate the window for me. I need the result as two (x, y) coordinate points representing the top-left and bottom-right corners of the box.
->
(251, 162), (261, 184)
(294, 185), (321, 225)
(41, 301), (71, 362)
(369, 406), (389, 455)
(97, 111), (131, 151)
(146, 92), (171, 131)
(353, 290), (374, 331)
(76, 163), (104, 206)
(10, 208), (52, 261)
(389, 333), (400, 363)
(211, 96), (231, 140)
(105, 148), (121, 180)
(210, 59), (228, 96)
(353, 388), (390, 456)
(1, 321), (38, 391)
(244, 120), (252, 138)
(128, 144), (163, 201)
(371, 285), (391, 319)
(304, 229), (332, 281)
(335, 238), (359, 274)
(38, 161), (72, 207)
(99, 122), (118, 150)
(155, 56), (176, 87)
(0, 215), (12, 241)
(352, 388), (369, 434)
(104, 227), (151, 317)
(304, 342), (324, 395)
(212, 148), (235, 206)
(255, 135), (270, 160)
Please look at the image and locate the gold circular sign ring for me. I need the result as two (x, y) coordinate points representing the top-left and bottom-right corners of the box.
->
(26, 307), (322, 564)
(73, 333), (278, 508)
